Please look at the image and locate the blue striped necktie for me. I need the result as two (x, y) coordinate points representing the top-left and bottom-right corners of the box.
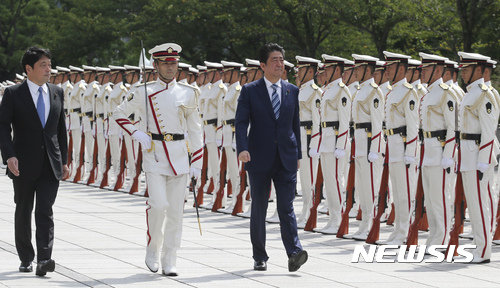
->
(37, 86), (45, 128)
(271, 83), (280, 119)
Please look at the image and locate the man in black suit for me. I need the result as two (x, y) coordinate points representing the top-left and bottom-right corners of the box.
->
(0, 46), (68, 276)
(235, 43), (308, 272)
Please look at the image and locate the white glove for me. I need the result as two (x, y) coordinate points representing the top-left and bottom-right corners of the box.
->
(231, 142), (237, 150)
(477, 162), (489, 173)
(104, 130), (109, 139)
(308, 148), (320, 158)
(92, 126), (96, 137)
(334, 149), (345, 159)
(404, 156), (415, 165)
(441, 157), (454, 170)
(189, 167), (201, 179)
(368, 152), (378, 162)
(132, 130), (151, 150)
(216, 139), (222, 147)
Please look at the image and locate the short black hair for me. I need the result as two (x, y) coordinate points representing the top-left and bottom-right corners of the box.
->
(258, 43), (285, 64)
(21, 46), (51, 73)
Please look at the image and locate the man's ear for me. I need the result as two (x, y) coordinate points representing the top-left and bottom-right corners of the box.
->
(25, 65), (32, 74)
(260, 62), (266, 71)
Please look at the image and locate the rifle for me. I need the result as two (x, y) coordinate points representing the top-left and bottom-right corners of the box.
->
(195, 146), (208, 207)
(337, 138), (356, 238)
(86, 132), (99, 185)
(212, 147), (227, 212)
(113, 137), (127, 191)
(73, 131), (85, 183)
(129, 143), (143, 194)
(232, 162), (246, 216)
(64, 131), (73, 180)
(305, 161), (323, 231)
(99, 140), (112, 189)
(406, 142), (425, 246)
(492, 195), (500, 241)
(366, 143), (390, 244)
(386, 203), (395, 225)
(447, 168), (465, 256)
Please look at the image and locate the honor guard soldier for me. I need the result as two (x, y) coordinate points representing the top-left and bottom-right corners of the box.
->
(457, 52), (497, 263)
(317, 63), (326, 88)
(246, 58), (264, 83)
(419, 52), (458, 248)
(177, 62), (191, 84)
(218, 61), (244, 213)
(345, 54), (385, 240)
(314, 54), (352, 234)
(407, 59), (428, 98)
(188, 66), (199, 87)
(200, 61), (227, 209)
(113, 43), (203, 276)
(295, 55), (322, 228)
(240, 66), (248, 85)
(122, 65), (142, 191)
(196, 65), (208, 116)
(50, 69), (58, 85)
(374, 61), (392, 97)
(449, 61), (466, 101)
(377, 51), (419, 245)
(107, 65), (127, 186)
(283, 60), (294, 82)
(56, 66), (72, 129)
(67, 65), (85, 180)
(94, 67), (112, 185)
(81, 65), (99, 181)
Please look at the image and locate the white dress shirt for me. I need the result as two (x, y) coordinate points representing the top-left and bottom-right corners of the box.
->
(27, 78), (50, 123)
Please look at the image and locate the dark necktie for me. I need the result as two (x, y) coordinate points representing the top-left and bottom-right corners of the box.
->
(271, 83), (280, 119)
(37, 86), (45, 128)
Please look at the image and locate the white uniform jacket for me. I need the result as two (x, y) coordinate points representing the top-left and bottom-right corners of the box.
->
(81, 81), (100, 133)
(221, 81), (241, 147)
(113, 78), (203, 176)
(352, 78), (385, 157)
(385, 79), (419, 162)
(459, 79), (498, 171)
(107, 83), (128, 136)
(68, 80), (86, 130)
(420, 78), (458, 167)
(202, 79), (226, 143)
(299, 79), (322, 152)
(318, 78), (351, 153)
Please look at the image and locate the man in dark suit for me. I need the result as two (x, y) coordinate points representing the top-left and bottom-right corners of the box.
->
(235, 43), (308, 272)
(0, 46), (68, 276)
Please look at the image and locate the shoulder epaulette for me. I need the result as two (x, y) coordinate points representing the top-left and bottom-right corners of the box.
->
(404, 83), (414, 90)
(370, 82), (379, 89)
(338, 82), (346, 88)
(92, 83), (98, 89)
(236, 85), (241, 91)
(218, 83), (225, 89)
(439, 83), (449, 90)
(387, 84), (393, 91)
(178, 81), (197, 89)
(79, 83), (85, 89)
(312, 83), (319, 90)
(480, 83), (488, 91)
(120, 84), (126, 90)
(417, 84), (423, 90)
(355, 84), (361, 90)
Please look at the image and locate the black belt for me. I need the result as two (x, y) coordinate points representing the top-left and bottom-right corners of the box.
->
(321, 121), (339, 129)
(423, 130), (446, 140)
(150, 133), (185, 142)
(223, 119), (235, 126)
(96, 113), (105, 118)
(385, 126), (407, 136)
(300, 121), (312, 136)
(354, 122), (372, 132)
(460, 133), (481, 145)
(70, 108), (81, 113)
(204, 118), (217, 126)
(83, 111), (93, 118)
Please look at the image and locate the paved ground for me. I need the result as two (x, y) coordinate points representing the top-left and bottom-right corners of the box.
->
(1, 168), (500, 287)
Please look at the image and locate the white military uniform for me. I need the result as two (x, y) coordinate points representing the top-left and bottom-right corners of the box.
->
(95, 81), (112, 183)
(459, 77), (497, 262)
(114, 77), (203, 270)
(81, 76), (100, 177)
(297, 78), (322, 228)
(122, 79), (141, 191)
(348, 55), (385, 240)
(68, 77), (86, 179)
(107, 81), (128, 182)
(420, 76), (457, 246)
(315, 74), (351, 234)
(383, 76), (419, 244)
(219, 78), (242, 213)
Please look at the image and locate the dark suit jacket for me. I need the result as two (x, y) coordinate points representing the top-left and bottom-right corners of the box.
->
(0, 81), (68, 181)
(235, 78), (301, 173)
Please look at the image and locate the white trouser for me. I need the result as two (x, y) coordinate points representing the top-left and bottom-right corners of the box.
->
(225, 146), (240, 208)
(297, 155), (318, 224)
(84, 131), (94, 173)
(146, 173), (187, 267)
(386, 162), (412, 243)
(108, 135), (121, 180)
(353, 157), (382, 236)
(96, 132), (106, 182)
(70, 128), (82, 178)
(320, 152), (344, 229)
(486, 168), (498, 232)
(422, 166), (451, 246)
(124, 133), (136, 184)
(205, 141), (220, 191)
(462, 170), (492, 260)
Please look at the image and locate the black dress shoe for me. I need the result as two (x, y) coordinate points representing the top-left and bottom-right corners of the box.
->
(36, 259), (55, 276)
(288, 250), (308, 272)
(19, 262), (33, 272)
(253, 260), (267, 271)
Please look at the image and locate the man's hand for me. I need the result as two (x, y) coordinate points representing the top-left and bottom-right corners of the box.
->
(7, 157), (19, 176)
(238, 151), (251, 163)
(62, 164), (69, 179)
(132, 130), (152, 150)
(189, 167), (201, 180)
